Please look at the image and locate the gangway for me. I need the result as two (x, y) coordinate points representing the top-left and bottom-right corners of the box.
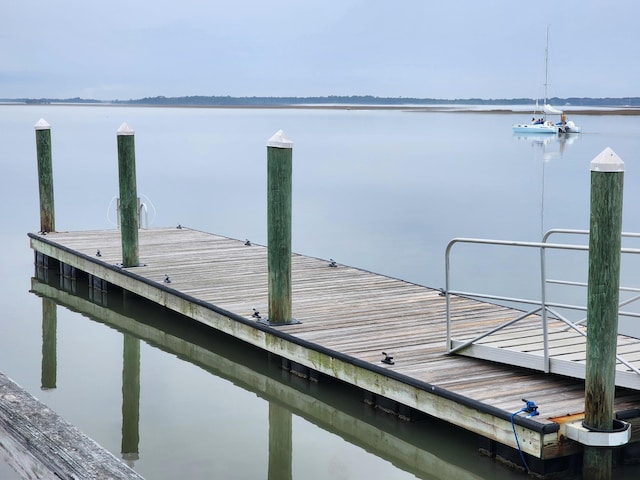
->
(445, 229), (640, 390)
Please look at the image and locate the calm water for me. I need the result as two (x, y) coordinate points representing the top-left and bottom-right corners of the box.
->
(2, 105), (640, 479)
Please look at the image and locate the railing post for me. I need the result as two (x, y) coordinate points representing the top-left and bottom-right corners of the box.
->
(445, 241), (453, 351)
(583, 147), (624, 480)
(266, 130), (294, 324)
(34, 119), (55, 233)
(540, 242), (550, 372)
(116, 123), (140, 267)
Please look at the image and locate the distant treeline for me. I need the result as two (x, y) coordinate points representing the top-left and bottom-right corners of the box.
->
(7, 95), (640, 107)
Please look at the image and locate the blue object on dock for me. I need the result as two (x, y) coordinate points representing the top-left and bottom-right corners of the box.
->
(511, 398), (540, 472)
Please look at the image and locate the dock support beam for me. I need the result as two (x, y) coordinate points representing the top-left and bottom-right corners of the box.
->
(266, 130), (294, 324)
(35, 119), (55, 233)
(116, 123), (140, 268)
(583, 147), (624, 480)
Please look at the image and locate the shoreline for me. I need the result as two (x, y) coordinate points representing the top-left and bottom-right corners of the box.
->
(3, 102), (640, 115)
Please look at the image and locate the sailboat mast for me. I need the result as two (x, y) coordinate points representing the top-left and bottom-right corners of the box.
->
(544, 26), (549, 107)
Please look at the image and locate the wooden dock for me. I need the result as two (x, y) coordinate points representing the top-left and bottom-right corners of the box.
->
(28, 227), (640, 474)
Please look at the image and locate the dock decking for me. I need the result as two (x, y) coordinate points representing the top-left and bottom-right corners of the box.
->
(28, 227), (640, 468)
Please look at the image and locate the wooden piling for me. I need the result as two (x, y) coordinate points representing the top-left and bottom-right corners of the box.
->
(583, 147), (625, 480)
(116, 123), (140, 267)
(35, 119), (55, 233)
(266, 130), (294, 324)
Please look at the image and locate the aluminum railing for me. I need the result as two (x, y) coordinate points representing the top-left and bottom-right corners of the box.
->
(445, 230), (640, 375)
(115, 197), (149, 229)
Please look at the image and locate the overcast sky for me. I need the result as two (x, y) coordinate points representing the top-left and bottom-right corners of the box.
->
(2, 1), (638, 100)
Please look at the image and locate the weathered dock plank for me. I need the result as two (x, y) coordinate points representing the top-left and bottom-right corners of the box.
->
(28, 227), (640, 468)
(0, 372), (143, 479)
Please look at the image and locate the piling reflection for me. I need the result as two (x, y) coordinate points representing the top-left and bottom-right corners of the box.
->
(121, 334), (140, 466)
(31, 264), (491, 480)
(40, 298), (57, 390)
(268, 402), (292, 480)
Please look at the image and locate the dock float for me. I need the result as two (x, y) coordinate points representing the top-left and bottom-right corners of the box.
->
(29, 227), (640, 477)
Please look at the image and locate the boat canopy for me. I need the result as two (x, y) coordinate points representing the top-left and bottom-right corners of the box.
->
(544, 104), (563, 115)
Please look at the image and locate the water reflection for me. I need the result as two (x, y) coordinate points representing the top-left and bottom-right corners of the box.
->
(513, 132), (581, 162)
(268, 403), (292, 480)
(35, 265), (142, 466)
(122, 333), (140, 466)
(40, 298), (56, 389)
(513, 132), (582, 243)
(29, 265), (497, 480)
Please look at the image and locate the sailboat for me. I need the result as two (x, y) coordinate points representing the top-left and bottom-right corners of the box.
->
(512, 28), (581, 135)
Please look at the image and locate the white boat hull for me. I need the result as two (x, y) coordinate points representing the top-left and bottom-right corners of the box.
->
(513, 120), (582, 135)
(512, 122), (559, 134)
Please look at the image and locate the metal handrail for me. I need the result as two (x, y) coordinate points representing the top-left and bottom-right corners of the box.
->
(139, 202), (148, 229)
(543, 228), (640, 243)
(445, 232), (640, 376)
(115, 197), (148, 229)
(447, 288), (640, 318)
(544, 305), (640, 376)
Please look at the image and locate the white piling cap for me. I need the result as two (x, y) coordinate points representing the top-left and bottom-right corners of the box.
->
(34, 118), (50, 130)
(591, 147), (624, 172)
(117, 122), (135, 135)
(266, 129), (293, 148)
